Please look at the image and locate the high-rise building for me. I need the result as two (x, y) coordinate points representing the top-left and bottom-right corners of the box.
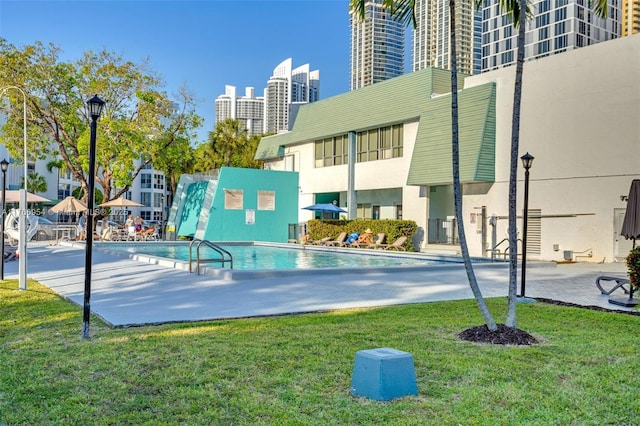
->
(480, 0), (620, 72)
(622, 0), (640, 35)
(350, 0), (405, 90)
(263, 58), (319, 134)
(413, 0), (483, 75)
(215, 85), (264, 136)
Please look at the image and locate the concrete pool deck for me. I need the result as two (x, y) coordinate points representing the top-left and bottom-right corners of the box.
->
(4, 243), (637, 327)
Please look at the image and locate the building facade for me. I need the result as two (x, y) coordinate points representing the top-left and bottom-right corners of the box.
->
(257, 34), (640, 263)
(481, 0), (621, 72)
(350, 0), (405, 90)
(215, 85), (265, 137)
(263, 59), (319, 134)
(622, 0), (640, 35)
(413, 0), (483, 75)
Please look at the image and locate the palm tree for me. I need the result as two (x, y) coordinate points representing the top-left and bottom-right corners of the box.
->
(352, 0), (610, 330)
(21, 172), (47, 194)
(46, 158), (66, 201)
(208, 118), (248, 168)
(350, 0), (498, 330)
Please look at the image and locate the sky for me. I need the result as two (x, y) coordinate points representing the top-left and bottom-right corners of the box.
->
(0, 0), (358, 142)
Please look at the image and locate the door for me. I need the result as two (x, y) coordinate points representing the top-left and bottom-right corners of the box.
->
(614, 208), (633, 261)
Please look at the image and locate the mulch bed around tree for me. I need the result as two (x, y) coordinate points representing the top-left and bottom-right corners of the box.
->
(458, 324), (539, 345)
(457, 298), (640, 346)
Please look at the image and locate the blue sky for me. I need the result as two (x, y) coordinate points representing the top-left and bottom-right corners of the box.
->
(0, 0), (358, 142)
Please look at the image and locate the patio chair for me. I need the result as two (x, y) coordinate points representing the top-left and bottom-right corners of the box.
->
(309, 236), (332, 245)
(377, 236), (408, 251)
(364, 233), (386, 249)
(324, 232), (348, 247)
(595, 276), (631, 295)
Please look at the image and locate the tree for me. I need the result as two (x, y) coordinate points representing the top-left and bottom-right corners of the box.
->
(200, 118), (263, 171)
(0, 39), (202, 204)
(352, 0), (609, 331)
(351, 0), (498, 331)
(207, 118), (248, 168)
(46, 158), (67, 200)
(21, 172), (47, 194)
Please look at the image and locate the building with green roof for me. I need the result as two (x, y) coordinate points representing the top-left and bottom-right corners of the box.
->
(256, 34), (640, 262)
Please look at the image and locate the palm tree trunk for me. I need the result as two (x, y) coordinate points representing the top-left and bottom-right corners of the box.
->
(505, 0), (528, 328)
(449, 0), (497, 331)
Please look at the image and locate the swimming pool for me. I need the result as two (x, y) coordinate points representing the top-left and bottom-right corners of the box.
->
(96, 241), (447, 271)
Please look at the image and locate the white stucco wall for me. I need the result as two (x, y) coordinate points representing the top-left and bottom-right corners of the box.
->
(461, 33), (640, 262)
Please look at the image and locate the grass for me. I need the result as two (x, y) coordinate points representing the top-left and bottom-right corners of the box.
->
(1, 279), (639, 425)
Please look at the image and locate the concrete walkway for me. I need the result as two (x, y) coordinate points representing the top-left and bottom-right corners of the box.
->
(5, 243), (636, 327)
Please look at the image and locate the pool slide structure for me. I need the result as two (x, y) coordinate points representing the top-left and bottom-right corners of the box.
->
(165, 167), (299, 244)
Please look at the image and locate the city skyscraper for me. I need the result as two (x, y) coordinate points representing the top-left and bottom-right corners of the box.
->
(622, 0), (640, 35)
(480, 0), (621, 72)
(263, 58), (319, 134)
(413, 0), (483, 75)
(350, 0), (405, 90)
(215, 85), (264, 136)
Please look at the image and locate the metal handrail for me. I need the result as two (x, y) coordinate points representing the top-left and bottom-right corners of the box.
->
(487, 238), (523, 261)
(189, 239), (233, 274)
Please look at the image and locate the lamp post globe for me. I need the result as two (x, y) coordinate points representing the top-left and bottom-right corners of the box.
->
(82, 94), (105, 339)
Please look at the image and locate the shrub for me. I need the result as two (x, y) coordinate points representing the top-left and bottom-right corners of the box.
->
(307, 219), (418, 251)
(626, 246), (640, 287)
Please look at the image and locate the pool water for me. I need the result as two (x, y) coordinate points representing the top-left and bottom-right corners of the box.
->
(96, 242), (442, 271)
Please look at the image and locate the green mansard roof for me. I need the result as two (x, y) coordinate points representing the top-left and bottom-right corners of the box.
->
(255, 67), (496, 185)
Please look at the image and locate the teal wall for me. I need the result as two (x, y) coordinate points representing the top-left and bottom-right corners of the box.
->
(174, 168), (298, 243)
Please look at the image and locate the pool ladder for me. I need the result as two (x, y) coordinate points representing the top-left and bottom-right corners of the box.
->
(189, 239), (233, 274)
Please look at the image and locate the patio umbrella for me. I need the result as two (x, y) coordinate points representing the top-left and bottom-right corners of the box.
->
(612, 179), (640, 307)
(99, 196), (143, 208)
(48, 196), (87, 213)
(302, 203), (347, 214)
(2, 189), (50, 203)
(620, 179), (640, 248)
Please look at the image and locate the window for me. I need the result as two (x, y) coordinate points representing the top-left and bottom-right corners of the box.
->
(555, 21), (566, 35)
(314, 134), (348, 168)
(153, 174), (164, 190)
(539, 27), (549, 40)
(356, 203), (372, 219)
(554, 35), (568, 49)
(140, 211), (152, 221)
(536, 40), (550, 54)
(153, 193), (163, 208)
(555, 7), (567, 21)
(141, 173), (152, 189)
(140, 192), (152, 207)
(356, 124), (403, 164)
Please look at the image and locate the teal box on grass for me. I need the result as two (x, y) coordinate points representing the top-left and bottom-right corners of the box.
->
(350, 347), (418, 401)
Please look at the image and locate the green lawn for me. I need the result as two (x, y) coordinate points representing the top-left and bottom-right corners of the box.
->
(1, 279), (638, 425)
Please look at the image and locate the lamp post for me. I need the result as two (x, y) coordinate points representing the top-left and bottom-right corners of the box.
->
(519, 152), (534, 299)
(0, 159), (8, 280)
(82, 94), (105, 339)
(0, 86), (28, 290)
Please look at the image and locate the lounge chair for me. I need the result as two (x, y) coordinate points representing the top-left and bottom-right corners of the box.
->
(310, 236), (332, 245)
(366, 233), (386, 249)
(377, 236), (408, 251)
(325, 232), (348, 247)
(595, 276), (631, 295)
(4, 246), (17, 262)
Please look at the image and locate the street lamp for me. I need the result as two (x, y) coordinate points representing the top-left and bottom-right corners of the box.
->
(519, 152), (534, 299)
(0, 159), (9, 280)
(82, 94), (105, 339)
(0, 86), (28, 290)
